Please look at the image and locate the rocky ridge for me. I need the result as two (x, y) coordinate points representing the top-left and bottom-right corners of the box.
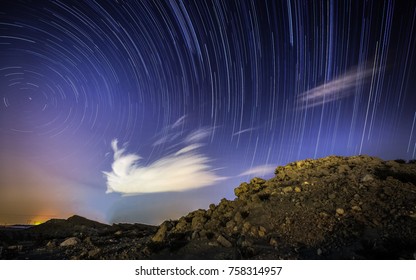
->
(1, 155), (416, 259)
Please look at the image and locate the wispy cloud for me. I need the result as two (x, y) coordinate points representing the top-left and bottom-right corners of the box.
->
(104, 132), (224, 195)
(185, 127), (212, 143)
(239, 164), (276, 177)
(297, 67), (376, 109)
(232, 127), (257, 136)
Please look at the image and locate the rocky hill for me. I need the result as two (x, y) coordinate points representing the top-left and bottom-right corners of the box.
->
(1, 155), (416, 259)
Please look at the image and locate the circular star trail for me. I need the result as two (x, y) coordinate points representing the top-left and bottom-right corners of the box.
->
(1, 0), (415, 224)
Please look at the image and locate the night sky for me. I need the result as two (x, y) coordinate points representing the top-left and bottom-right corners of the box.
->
(1, 0), (415, 225)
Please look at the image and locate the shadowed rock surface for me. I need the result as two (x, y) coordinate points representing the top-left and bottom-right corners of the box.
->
(1, 155), (416, 259)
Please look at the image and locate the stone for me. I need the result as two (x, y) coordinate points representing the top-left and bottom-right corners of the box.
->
(191, 215), (206, 231)
(294, 187), (302, 193)
(269, 238), (278, 247)
(60, 237), (80, 247)
(282, 186), (293, 193)
(226, 220), (236, 231)
(234, 211), (243, 223)
(250, 177), (266, 185)
(242, 221), (251, 233)
(217, 235), (232, 248)
(88, 248), (101, 258)
(234, 182), (249, 197)
(46, 240), (56, 248)
(328, 193), (336, 199)
(317, 248), (322, 255)
(152, 222), (170, 242)
(336, 208), (345, 215)
(362, 174), (374, 182)
(351, 205), (362, 212)
(258, 229), (266, 238)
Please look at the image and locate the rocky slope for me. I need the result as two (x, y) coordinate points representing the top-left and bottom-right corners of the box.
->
(1, 155), (416, 259)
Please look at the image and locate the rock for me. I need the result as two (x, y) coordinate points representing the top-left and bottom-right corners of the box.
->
(191, 215), (206, 231)
(336, 208), (345, 215)
(269, 238), (278, 247)
(234, 212), (243, 223)
(338, 165), (351, 173)
(282, 186), (293, 193)
(2, 155), (416, 260)
(250, 177), (266, 185)
(362, 174), (374, 182)
(174, 218), (188, 232)
(217, 235), (232, 248)
(152, 221), (171, 242)
(226, 220), (236, 231)
(46, 240), (57, 248)
(60, 237), (80, 247)
(258, 226), (267, 237)
(235, 182), (249, 197)
(242, 221), (251, 233)
(88, 248), (101, 258)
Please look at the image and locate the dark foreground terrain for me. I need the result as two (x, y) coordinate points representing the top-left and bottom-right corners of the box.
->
(1, 155), (416, 260)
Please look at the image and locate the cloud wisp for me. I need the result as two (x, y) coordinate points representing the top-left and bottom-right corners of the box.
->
(297, 67), (376, 109)
(238, 164), (276, 177)
(104, 137), (224, 195)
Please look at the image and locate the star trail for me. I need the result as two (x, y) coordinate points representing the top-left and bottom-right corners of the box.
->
(1, 0), (415, 225)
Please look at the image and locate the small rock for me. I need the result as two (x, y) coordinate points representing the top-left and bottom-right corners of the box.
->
(88, 248), (101, 258)
(226, 220), (236, 231)
(317, 248), (322, 255)
(242, 221), (251, 233)
(250, 226), (259, 237)
(191, 215), (206, 230)
(269, 238), (278, 247)
(46, 240), (56, 248)
(114, 230), (123, 236)
(328, 193), (336, 199)
(336, 208), (345, 215)
(191, 231), (200, 240)
(258, 229), (266, 238)
(351, 205), (362, 212)
(60, 237), (80, 247)
(250, 177), (266, 185)
(294, 187), (301, 193)
(362, 174), (374, 182)
(234, 212), (243, 223)
(283, 186), (293, 193)
(152, 222), (170, 242)
(216, 235), (232, 248)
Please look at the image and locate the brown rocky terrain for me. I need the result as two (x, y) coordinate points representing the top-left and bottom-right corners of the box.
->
(1, 155), (416, 259)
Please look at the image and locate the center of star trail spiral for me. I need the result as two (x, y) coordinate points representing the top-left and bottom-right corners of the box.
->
(0, 0), (415, 224)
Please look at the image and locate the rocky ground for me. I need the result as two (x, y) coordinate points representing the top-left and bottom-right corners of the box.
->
(1, 155), (416, 260)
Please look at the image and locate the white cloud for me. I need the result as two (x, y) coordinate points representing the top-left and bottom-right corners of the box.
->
(185, 127), (211, 143)
(104, 138), (224, 195)
(297, 67), (376, 109)
(239, 164), (276, 177)
(232, 127), (256, 136)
